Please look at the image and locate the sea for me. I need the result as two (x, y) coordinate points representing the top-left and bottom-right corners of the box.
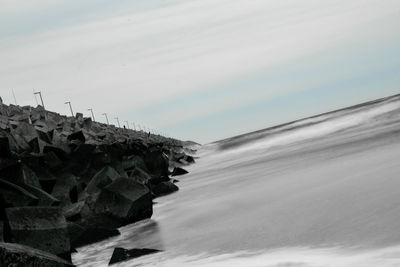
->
(73, 94), (400, 266)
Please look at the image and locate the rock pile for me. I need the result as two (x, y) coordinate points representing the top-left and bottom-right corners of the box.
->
(0, 103), (195, 266)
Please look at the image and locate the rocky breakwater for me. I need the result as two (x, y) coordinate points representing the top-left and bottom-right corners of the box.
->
(0, 101), (196, 266)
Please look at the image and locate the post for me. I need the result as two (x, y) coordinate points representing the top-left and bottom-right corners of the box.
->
(33, 91), (45, 109)
(11, 89), (17, 105)
(102, 113), (109, 124)
(114, 117), (121, 128)
(65, 101), (74, 116)
(88, 108), (95, 121)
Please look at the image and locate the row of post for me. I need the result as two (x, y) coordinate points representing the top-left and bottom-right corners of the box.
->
(7, 89), (168, 137)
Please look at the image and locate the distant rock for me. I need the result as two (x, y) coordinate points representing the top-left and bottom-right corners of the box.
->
(171, 167), (188, 177)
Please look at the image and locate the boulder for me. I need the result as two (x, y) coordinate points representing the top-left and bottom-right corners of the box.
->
(67, 131), (85, 143)
(0, 242), (75, 267)
(0, 178), (38, 207)
(21, 184), (61, 206)
(171, 167), (189, 177)
(52, 173), (78, 206)
(144, 150), (169, 177)
(0, 136), (11, 157)
(109, 247), (161, 265)
(0, 222), (3, 242)
(150, 181), (179, 197)
(4, 207), (71, 260)
(94, 178), (153, 225)
(128, 167), (151, 185)
(68, 223), (120, 248)
(84, 166), (120, 195)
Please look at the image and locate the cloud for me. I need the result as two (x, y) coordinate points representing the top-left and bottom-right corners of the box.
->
(1, 0), (399, 142)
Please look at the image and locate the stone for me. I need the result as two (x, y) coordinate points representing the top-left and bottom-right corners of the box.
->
(67, 131), (85, 143)
(94, 178), (153, 225)
(109, 247), (161, 265)
(85, 166), (120, 195)
(52, 173), (78, 206)
(21, 184), (61, 206)
(0, 242), (75, 267)
(0, 178), (39, 207)
(5, 207), (71, 260)
(68, 223), (120, 248)
(171, 167), (189, 177)
(0, 136), (11, 157)
(128, 167), (151, 185)
(144, 150), (169, 177)
(150, 181), (179, 197)
(0, 222), (3, 242)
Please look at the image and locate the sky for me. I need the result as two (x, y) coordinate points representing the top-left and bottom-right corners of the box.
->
(0, 0), (399, 144)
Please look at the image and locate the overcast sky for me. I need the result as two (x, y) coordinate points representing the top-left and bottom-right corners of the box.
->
(1, 0), (399, 143)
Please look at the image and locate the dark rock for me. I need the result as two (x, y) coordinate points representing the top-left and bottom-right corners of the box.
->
(20, 184), (61, 206)
(69, 224), (120, 248)
(84, 166), (120, 195)
(5, 207), (71, 260)
(128, 167), (151, 185)
(0, 136), (11, 157)
(0, 222), (3, 242)
(151, 181), (179, 197)
(109, 247), (161, 265)
(52, 173), (78, 206)
(0, 178), (39, 207)
(144, 150), (169, 177)
(94, 177), (153, 225)
(67, 131), (85, 143)
(171, 167), (188, 177)
(62, 201), (85, 222)
(0, 242), (75, 267)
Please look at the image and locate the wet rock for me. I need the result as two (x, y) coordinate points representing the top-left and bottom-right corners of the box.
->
(144, 150), (169, 177)
(128, 167), (152, 185)
(0, 136), (11, 157)
(109, 247), (161, 265)
(0, 242), (75, 267)
(67, 130), (85, 143)
(84, 166), (120, 195)
(52, 173), (78, 206)
(150, 181), (179, 197)
(0, 178), (39, 207)
(21, 184), (61, 206)
(171, 167), (189, 177)
(68, 223), (120, 248)
(5, 207), (71, 260)
(94, 177), (153, 225)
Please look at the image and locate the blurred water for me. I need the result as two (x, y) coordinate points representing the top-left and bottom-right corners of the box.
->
(73, 94), (400, 266)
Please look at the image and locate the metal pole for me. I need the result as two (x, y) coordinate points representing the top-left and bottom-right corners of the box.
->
(65, 101), (74, 116)
(114, 117), (121, 128)
(88, 108), (95, 121)
(102, 113), (109, 124)
(34, 91), (45, 109)
(11, 89), (17, 105)
(124, 121), (130, 129)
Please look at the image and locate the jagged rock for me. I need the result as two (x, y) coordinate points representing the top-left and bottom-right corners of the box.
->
(0, 242), (75, 267)
(21, 184), (61, 206)
(4, 207), (71, 260)
(94, 177), (153, 225)
(84, 166), (120, 195)
(0, 178), (39, 207)
(43, 151), (63, 170)
(128, 167), (152, 185)
(68, 223), (120, 248)
(0, 222), (3, 242)
(52, 173), (78, 206)
(144, 150), (169, 177)
(150, 181), (179, 197)
(109, 247), (161, 265)
(0, 136), (11, 157)
(171, 167), (189, 177)
(62, 201), (85, 222)
(67, 131), (85, 143)
(122, 155), (148, 172)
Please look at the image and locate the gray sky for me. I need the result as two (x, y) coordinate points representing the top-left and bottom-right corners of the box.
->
(1, 0), (399, 143)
